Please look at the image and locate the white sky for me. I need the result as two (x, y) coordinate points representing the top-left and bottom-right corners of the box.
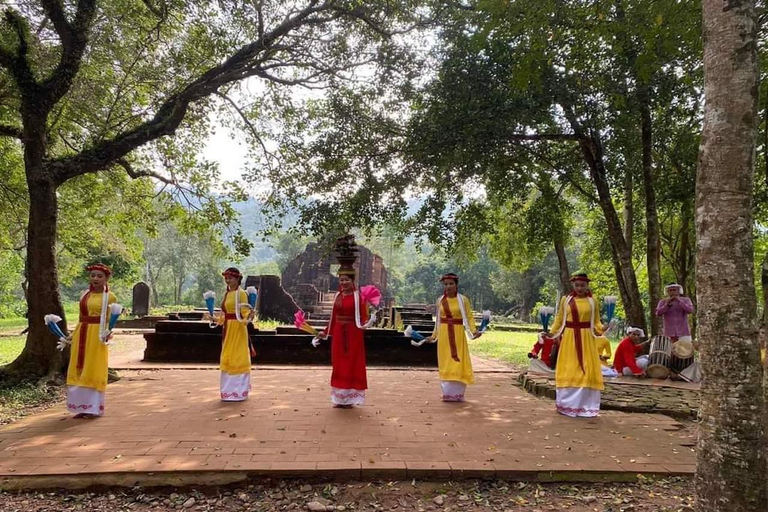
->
(201, 124), (251, 182)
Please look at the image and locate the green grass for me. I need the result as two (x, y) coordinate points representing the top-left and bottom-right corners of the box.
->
(0, 318), (27, 331)
(469, 330), (622, 367)
(256, 319), (280, 331)
(0, 336), (25, 365)
(469, 330), (539, 367)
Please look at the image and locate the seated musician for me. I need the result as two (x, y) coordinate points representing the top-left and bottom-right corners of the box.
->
(613, 327), (648, 377)
(528, 333), (558, 372)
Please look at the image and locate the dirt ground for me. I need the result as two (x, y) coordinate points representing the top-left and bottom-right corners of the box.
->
(0, 477), (695, 512)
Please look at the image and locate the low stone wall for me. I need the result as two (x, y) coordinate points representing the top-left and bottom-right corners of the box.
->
(144, 320), (437, 366)
(517, 373), (700, 420)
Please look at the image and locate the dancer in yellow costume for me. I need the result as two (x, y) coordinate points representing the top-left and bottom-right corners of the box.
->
(425, 273), (482, 402)
(547, 273), (609, 418)
(206, 268), (254, 401)
(596, 336), (612, 366)
(65, 263), (117, 418)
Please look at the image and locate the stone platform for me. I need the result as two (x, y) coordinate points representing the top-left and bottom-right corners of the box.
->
(0, 368), (695, 490)
(519, 372), (700, 420)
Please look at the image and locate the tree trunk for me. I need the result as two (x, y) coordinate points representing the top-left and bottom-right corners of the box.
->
(575, 132), (646, 331)
(559, 104), (647, 331)
(678, 200), (696, 338)
(695, 1), (766, 509)
(639, 87), (663, 336)
(760, 251), (768, 351)
(623, 167), (633, 255)
(1, 178), (66, 381)
(554, 237), (571, 295)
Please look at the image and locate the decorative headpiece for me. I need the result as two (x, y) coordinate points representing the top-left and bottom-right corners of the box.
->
(626, 326), (645, 338)
(440, 273), (459, 283)
(86, 263), (112, 277)
(665, 283), (684, 294)
(334, 234), (358, 277)
(222, 268), (243, 279)
(570, 273), (590, 283)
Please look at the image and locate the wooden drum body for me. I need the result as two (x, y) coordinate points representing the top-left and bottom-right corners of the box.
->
(647, 336), (672, 379)
(670, 340), (695, 373)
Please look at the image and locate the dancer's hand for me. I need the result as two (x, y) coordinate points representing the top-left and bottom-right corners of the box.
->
(311, 337), (321, 348)
(56, 339), (70, 351)
(472, 330), (482, 339)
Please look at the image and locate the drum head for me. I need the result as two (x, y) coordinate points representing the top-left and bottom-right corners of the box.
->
(673, 340), (694, 358)
(646, 364), (670, 380)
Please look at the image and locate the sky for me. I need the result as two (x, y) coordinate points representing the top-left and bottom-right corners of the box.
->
(201, 122), (251, 183)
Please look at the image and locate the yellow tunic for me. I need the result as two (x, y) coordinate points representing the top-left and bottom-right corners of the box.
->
(431, 295), (476, 385)
(550, 296), (604, 391)
(596, 336), (612, 366)
(67, 291), (117, 392)
(218, 289), (252, 375)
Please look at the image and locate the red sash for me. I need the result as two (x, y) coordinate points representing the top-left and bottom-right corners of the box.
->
(440, 296), (461, 362)
(566, 298), (591, 374)
(76, 293), (100, 372)
(221, 291), (256, 357)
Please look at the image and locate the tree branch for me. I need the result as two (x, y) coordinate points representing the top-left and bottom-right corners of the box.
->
(46, 1), (355, 182)
(0, 124), (22, 139)
(40, 0), (75, 48)
(116, 158), (175, 185)
(38, 0), (97, 108)
(0, 10), (37, 90)
(508, 133), (581, 142)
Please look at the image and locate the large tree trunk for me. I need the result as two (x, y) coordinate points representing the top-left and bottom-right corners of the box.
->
(623, 167), (633, 255)
(1, 178), (66, 381)
(559, 105), (647, 331)
(554, 237), (571, 294)
(695, 1), (766, 510)
(639, 87), (663, 336)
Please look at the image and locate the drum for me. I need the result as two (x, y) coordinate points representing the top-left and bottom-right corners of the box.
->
(670, 340), (695, 373)
(646, 336), (672, 379)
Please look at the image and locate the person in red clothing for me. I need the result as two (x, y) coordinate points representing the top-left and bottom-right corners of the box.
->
(528, 333), (558, 371)
(315, 235), (375, 408)
(613, 327), (649, 377)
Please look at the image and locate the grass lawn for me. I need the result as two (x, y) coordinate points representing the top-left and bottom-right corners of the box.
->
(469, 330), (539, 367)
(0, 335), (25, 365)
(469, 330), (622, 367)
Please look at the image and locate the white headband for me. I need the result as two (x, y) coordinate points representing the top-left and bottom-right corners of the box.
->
(665, 283), (684, 294)
(625, 326), (645, 337)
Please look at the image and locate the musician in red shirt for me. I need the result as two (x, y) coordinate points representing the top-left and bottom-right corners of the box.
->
(528, 333), (558, 371)
(613, 327), (649, 377)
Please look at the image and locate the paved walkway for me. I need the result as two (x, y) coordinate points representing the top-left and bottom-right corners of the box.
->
(0, 367), (695, 489)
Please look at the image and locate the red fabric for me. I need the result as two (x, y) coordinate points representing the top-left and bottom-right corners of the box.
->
(86, 264), (112, 276)
(76, 285), (109, 373)
(567, 299), (590, 374)
(531, 336), (556, 367)
(220, 290), (256, 357)
(440, 296), (462, 362)
(77, 292), (93, 372)
(613, 337), (644, 375)
(329, 293), (368, 390)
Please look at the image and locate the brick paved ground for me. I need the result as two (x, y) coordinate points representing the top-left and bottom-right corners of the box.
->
(0, 367), (695, 489)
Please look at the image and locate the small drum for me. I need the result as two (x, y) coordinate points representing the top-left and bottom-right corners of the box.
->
(646, 336), (672, 379)
(670, 340), (695, 373)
